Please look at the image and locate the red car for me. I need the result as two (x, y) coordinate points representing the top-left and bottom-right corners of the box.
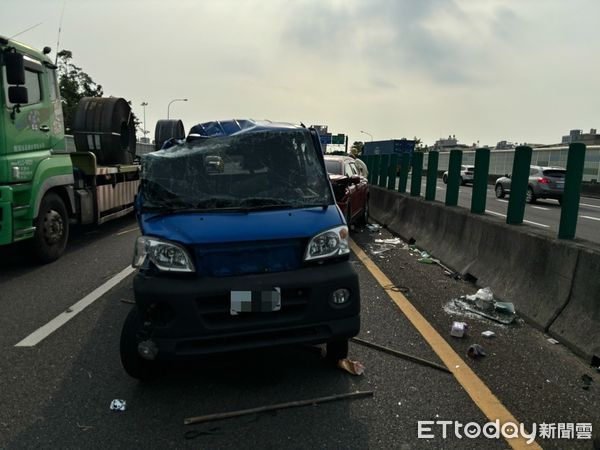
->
(324, 155), (369, 225)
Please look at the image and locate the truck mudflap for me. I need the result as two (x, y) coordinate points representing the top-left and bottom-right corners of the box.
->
(0, 186), (13, 245)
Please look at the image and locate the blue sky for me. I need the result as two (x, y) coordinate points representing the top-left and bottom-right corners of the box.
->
(2, 0), (599, 147)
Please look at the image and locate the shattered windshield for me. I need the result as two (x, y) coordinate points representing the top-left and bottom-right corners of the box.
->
(140, 130), (334, 212)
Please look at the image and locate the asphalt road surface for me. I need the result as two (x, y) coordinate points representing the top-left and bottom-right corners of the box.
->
(0, 216), (598, 449)
(402, 175), (600, 244)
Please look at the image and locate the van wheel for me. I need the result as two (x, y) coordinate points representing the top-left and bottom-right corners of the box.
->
(326, 339), (349, 361)
(31, 192), (69, 264)
(120, 307), (160, 380)
(358, 198), (369, 225)
(526, 187), (536, 204)
(495, 184), (505, 199)
(442, 174), (448, 184)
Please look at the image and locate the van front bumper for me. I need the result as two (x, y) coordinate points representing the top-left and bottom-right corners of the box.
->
(132, 261), (360, 359)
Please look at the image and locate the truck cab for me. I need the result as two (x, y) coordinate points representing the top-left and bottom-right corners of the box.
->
(1, 36), (140, 262)
(121, 120), (361, 379)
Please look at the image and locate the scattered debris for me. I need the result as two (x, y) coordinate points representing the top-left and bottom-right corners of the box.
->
(481, 331), (496, 338)
(420, 251), (430, 258)
(467, 344), (487, 359)
(418, 257), (434, 264)
(366, 224), (381, 232)
(338, 358), (365, 376)
(581, 374), (593, 390)
(450, 321), (467, 338)
(76, 423), (94, 431)
(547, 338), (559, 345)
(374, 238), (403, 245)
(351, 337), (451, 374)
(120, 299), (136, 305)
(110, 399), (127, 412)
(184, 391), (374, 426)
(447, 287), (517, 325)
(384, 284), (410, 294)
(408, 237), (416, 245)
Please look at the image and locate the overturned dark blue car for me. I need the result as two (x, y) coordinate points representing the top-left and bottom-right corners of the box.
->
(121, 120), (360, 379)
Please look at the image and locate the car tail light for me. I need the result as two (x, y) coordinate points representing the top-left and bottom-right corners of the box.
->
(538, 177), (550, 184)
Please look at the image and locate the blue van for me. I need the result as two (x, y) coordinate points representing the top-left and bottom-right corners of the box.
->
(120, 120), (361, 379)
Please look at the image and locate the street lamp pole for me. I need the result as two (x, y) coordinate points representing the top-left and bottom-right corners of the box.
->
(167, 98), (188, 119)
(360, 130), (373, 142)
(140, 102), (148, 140)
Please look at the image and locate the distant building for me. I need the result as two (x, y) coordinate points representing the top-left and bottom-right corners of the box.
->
(561, 128), (600, 145)
(495, 140), (516, 150)
(432, 135), (469, 151)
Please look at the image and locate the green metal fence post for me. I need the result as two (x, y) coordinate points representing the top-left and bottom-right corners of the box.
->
(398, 152), (410, 193)
(425, 151), (439, 201)
(471, 148), (490, 214)
(410, 152), (424, 196)
(445, 150), (462, 206)
(506, 146), (532, 224)
(558, 143), (586, 239)
(387, 154), (398, 190)
(378, 154), (389, 188)
(371, 155), (381, 185)
(364, 155), (373, 184)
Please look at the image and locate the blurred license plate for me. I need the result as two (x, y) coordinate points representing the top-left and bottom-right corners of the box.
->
(556, 182), (564, 188)
(230, 288), (281, 315)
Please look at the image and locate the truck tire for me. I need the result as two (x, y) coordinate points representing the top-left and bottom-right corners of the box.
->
(120, 307), (160, 380)
(31, 192), (69, 264)
(154, 119), (185, 150)
(72, 97), (136, 165)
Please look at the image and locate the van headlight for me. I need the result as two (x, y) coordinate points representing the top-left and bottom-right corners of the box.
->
(133, 236), (195, 272)
(304, 226), (350, 261)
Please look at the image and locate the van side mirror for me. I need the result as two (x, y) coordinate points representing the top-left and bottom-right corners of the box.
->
(8, 86), (28, 104)
(5, 52), (25, 85)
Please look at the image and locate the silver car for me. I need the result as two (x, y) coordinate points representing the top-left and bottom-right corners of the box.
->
(442, 165), (475, 185)
(494, 165), (566, 204)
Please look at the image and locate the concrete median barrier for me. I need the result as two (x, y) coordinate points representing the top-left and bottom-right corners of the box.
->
(549, 248), (600, 362)
(368, 186), (599, 363)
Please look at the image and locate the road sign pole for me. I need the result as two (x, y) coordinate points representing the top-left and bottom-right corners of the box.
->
(445, 150), (462, 206)
(425, 151), (439, 201)
(471, 148), (490, 214)
(398, 153), (410, 193)
(410, 152), (424, 196)
(506, 146), (532, 224)
(559, 143), (586, 239)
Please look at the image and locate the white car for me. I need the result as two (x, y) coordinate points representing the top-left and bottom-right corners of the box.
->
(442, 165), (475, 185)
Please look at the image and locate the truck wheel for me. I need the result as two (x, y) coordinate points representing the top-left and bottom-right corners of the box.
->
(326, 339), (349, 361)
(31, 192), (69, 264)
(120, 307), (160, 380)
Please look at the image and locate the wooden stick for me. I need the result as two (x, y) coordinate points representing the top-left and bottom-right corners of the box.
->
(351, 337), (451, 374)
(184, 391), (373, 426)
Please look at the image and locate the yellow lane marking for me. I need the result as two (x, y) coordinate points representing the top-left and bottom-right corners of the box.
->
(116, 227), (139, 236)
(350, 239), (541, 450)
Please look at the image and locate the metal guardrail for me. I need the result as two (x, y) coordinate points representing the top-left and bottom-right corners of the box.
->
(359, 142), (589, 240)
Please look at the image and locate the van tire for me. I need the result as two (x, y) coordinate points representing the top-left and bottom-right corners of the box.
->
(31, 192), (69, 264)
(120, 307), (160, 381)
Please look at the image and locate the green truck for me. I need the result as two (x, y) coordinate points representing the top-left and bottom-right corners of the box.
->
(1, 35), (141, 263)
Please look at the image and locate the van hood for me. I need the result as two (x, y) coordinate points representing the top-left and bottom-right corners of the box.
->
(140, 205), (344, 245)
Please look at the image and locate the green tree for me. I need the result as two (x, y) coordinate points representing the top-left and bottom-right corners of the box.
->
(56, 50), (103, 132)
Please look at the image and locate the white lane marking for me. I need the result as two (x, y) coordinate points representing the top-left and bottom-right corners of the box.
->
(495, 199), (508, 203)
(116, 227), (139, 236)
(523, 219), (550, 228)
(580, 215), (600, 222)
(532, 206), (550, 211)
(485, 210), (550, 228)
(15, 266), (136, 347)
(580, 203), (600, 209)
